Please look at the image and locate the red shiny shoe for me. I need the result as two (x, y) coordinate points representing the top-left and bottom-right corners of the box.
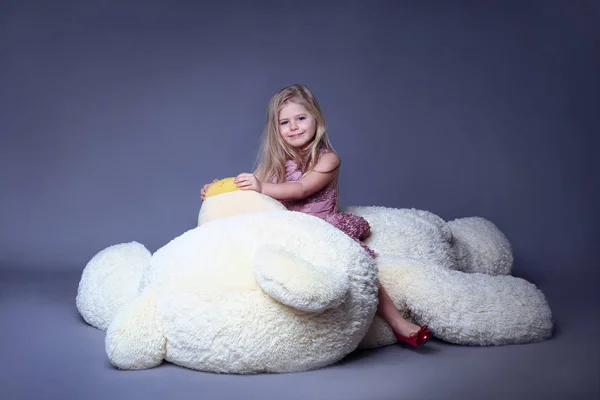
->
(394, 325), (432, 348)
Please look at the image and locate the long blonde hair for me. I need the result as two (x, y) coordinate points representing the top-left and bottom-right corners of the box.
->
(253, 84), (336, 183)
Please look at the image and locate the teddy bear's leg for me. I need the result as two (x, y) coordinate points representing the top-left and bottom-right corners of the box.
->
(361, 255), (553, 347)
(448, 217), (513, 275)
(341, 206), (457, 270)
(105, 288), (166, 370)
(76, 242), (151, 330)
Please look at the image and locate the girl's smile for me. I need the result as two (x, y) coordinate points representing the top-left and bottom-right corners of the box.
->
(278, 101), (316, 148)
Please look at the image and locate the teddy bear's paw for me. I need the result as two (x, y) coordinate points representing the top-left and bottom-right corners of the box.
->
(448, 217), (513, 275)
(105, 289), (165, 370)
(76, 241), (150, 331)
(254, 245), (350, 312)
(198, 190), (286, 226)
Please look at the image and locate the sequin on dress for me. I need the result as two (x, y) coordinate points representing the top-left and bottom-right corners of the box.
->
(276, 149), (376, 258)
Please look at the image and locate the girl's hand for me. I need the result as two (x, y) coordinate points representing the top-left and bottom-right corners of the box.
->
(235, 173), (262, 193)
(200, 179), (218, 201)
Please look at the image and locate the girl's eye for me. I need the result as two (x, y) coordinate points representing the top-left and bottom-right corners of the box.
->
(280, 121), (288, 125)
(298, 116), (305, 121)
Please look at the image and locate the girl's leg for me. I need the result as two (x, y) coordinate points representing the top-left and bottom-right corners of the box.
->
(353, 222), (427, 339)
(376, 284), (422, 337)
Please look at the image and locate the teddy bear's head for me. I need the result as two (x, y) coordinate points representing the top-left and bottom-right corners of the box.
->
(105, 210), (379, 373)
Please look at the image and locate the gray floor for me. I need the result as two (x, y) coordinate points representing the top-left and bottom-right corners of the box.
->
(1, 269), (598, 400)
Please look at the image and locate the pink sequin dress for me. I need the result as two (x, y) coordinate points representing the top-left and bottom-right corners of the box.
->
(276, 150), (376, 258)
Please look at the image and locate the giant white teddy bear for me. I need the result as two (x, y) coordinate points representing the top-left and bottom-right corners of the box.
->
(76, 181), (553, 373)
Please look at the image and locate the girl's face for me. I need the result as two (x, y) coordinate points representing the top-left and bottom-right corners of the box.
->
(278, 101), (317, 149)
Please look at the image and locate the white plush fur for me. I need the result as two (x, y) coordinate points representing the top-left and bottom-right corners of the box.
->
(76, 242), (150, 330)
(77, 191), (554, 373)
(105, 211), (378, 373)
(254, 245), (350, 312)
(361, 255), (552, 347)
(105, 289), (165, 370)
(448, 217), (513, 275)
(198, 190), (286, 225)
(341, 206), (457, 269)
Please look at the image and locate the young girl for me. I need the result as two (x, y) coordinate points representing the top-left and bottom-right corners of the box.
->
(201, 84), (431, 348)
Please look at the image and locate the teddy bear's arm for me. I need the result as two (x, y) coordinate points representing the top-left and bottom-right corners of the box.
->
(105, 289), (166, 370)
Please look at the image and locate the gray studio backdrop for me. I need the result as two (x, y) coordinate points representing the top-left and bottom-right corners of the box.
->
(1, 1), (597, 283)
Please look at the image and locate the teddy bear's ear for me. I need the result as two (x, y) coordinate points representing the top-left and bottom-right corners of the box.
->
(253, 245), (350, 313)
(76, 241), (150, 331)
